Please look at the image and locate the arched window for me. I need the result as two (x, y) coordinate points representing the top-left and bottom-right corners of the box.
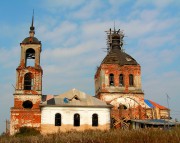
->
(24, 73), (33, 90)
(74, 113), (80, 126)
(26, 48), (35, 67)
(119, 74), (124, 86)
(129, 74), (134, 86)
(55, 113), (61, 126)
(92, 114), (98, 126)
(109, 73), (114, 86)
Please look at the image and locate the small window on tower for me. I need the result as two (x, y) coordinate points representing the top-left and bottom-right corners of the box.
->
(109, 73), (114, 86)
(129, 74), (134, 86)
(25, 48), (35, 67)
(24, 73), (33, 90)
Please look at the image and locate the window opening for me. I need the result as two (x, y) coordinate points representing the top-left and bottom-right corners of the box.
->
(55, 113), (61, 126)
(92, 114), (98, 126)
(118, 104), (127, 110)
(74, 114), (80, 126)
(129, 74), (134, 86)
(22, 100), (33, 109)
(25, 48), (35, 67)
(109, 74), (114, 86)
(24, 73), (33, 90)
(74, 95), (80, 100)
(119, 74), (124, 86)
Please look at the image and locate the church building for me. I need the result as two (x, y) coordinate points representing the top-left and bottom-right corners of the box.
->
(10, 17), (170, 135)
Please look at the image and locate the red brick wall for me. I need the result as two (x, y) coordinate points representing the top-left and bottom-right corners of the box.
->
(11, 109), (41, 134)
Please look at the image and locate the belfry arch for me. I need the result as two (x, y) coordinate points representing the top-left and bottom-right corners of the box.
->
(25, 48), (35, 67)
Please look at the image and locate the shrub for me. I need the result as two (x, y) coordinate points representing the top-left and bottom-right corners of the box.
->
(15, 127), (40, 137)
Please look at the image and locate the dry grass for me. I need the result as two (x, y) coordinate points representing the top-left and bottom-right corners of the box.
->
(1, 127), (180, 143)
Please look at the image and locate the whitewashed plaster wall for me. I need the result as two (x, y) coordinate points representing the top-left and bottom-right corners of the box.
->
(41, 107), (111, 126)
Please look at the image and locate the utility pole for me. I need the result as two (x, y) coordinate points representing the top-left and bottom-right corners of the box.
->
(5, 119), (10, 135)
(166, 93), (170, 129)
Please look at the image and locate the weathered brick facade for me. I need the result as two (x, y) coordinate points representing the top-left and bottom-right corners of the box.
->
(94, 29), (169, 128)
(10, 20), (42, 135)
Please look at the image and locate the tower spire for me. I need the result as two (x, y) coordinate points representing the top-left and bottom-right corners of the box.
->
(31, 10), (34, 30)
(29, 10), (35, 37)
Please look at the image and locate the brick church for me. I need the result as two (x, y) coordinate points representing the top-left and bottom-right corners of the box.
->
(94, 28), (169, 128)
(10, 17), (169, 135)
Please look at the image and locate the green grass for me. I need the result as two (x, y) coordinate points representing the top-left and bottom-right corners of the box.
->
(0, 127), (180, 143)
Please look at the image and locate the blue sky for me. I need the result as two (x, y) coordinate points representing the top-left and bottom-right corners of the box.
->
(0, 0), (180, 133)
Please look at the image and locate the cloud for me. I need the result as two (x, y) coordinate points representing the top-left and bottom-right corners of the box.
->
(138, 34), (174, 49)
(0, 47), (19, 69)
(108, 0), (130, 6)
(133, 0), (173, 9)
(42, 0), (86, 13)
(121, 17), (177, 39)
(72, 0), (103, 19)
(38, 21), (78, 46)
(139, 9), (159, 21)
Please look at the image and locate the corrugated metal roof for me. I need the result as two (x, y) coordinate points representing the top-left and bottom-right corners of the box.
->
(149, 100), (168, 110)
(41, 95), (54, 102)
(41, 88), (112, 108)
(144, 99), (154, 108)
(131, 119), (176, 125)
(144, 99), (168, 110)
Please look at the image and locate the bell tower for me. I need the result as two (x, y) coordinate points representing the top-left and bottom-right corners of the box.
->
(10, 14), (42, 135)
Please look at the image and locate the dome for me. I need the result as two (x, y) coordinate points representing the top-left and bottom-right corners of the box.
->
(101, 49), (138, 66)
(22, 37), (41, 44)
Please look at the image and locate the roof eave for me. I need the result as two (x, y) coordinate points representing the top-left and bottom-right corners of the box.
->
(40, 104), (113, 108)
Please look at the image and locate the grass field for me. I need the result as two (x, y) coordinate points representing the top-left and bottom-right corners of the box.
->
(0, 127), (180, 143)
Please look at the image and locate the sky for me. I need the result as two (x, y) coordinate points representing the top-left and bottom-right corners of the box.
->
(0, 0), (180, 133)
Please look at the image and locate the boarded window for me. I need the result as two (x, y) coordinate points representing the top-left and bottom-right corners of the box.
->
(55, 113), (61, 126)
(26, 48), (35, 67)
(74, 114), (80, 126)
(24, 73), (33, 90)
(109, 74), (114, 86)
(129, 74), (134, 86)
(92, 114), (98, 126)
(119, 74), (124, 86)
